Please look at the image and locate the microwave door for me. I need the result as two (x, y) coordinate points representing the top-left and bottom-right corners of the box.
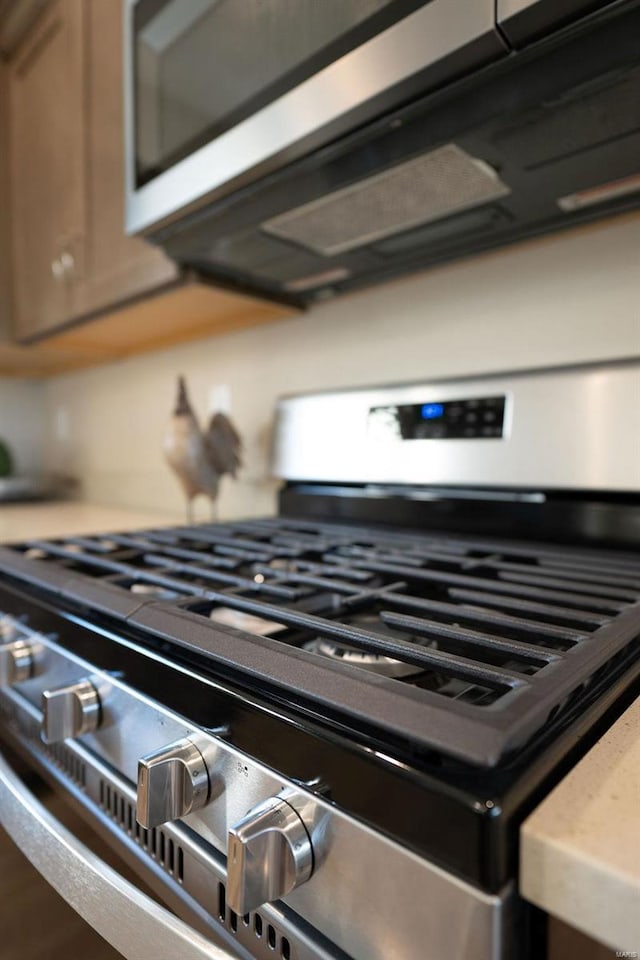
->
(124, 0), (504, 236)
(0, 753), (235, 960)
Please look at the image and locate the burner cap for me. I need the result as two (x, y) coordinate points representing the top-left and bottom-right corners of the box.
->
(210, 606), (287, 637)
(304, 637), (422, 678)
(130, 583), (180, 601)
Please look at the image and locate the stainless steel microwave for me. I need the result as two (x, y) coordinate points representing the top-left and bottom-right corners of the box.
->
(124, 0), (640, 306)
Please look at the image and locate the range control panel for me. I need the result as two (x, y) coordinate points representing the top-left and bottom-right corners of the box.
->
(369, 395), (506, 440)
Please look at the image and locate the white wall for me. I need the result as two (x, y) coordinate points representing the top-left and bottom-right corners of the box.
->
(41, 214), (640, 519)
(0, 378), (45, 475)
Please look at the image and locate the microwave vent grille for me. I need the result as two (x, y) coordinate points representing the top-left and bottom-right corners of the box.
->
(262, 143), (510, 256)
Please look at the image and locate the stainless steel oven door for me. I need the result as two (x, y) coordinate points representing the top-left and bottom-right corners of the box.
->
(124, 0), (506, 236)
(0, 753), (234, 960)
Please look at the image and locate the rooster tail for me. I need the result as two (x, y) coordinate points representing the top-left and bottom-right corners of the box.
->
(206, 411), (243, 477)
(174, 375), (192, 415)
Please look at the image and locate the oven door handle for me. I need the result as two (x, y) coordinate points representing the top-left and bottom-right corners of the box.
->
(0, 753), (235, 960)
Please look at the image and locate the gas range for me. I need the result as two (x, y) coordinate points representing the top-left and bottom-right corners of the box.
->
(0, 360), (639, 960)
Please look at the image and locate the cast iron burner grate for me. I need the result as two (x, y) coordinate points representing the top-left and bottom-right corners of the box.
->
(2, 517), (639, 766)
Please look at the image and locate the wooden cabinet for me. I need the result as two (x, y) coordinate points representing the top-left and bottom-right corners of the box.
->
(2, 49), (96, 377)
(0, 59), (11, 339)
(36, 276), (296, 362)
(548, 917), (614, 960)
(75, 0), (177, 319)
(8, 0), (85, 338)
(8, 0), (176, 340)
(2, 0), (295, 372)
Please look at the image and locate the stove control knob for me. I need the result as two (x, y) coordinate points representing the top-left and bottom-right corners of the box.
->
(227, 796), (313, 914)
(0, 640), (34, 686)
(41, 679), (101, 744)
(0, 616), (19, 642)
(136, 737), (212, 829)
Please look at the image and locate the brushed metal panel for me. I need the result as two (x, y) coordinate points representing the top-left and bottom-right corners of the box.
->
(271, 362), (640, 492)
(125, 0), (504, 235)
(0, 752), (234, 960)
(1, 628), (512, 960)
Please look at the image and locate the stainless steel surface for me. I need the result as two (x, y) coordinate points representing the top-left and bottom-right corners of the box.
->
(137, 736), (212, 829)
(272, 361), (640, 492)
(0, 691), (346, 960)
(41, 678), (102, 744)
(0, 639), (33, 686)
(227, 796), (313, 915)
(0, 751), (237, 960)
(125, 0), (504, 235)
(0, 616), (514, 960)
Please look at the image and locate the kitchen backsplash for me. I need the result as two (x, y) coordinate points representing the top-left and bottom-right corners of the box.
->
(31, 213), (640, 519)
(0, 379), (45, 476)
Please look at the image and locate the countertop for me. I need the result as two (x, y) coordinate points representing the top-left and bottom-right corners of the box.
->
(521, 695), (640, 954)
(0, 501), (179, 544)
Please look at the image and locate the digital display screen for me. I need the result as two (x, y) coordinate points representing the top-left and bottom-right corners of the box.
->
(421, 403), (444, 420)
(369, 395), (506, 440)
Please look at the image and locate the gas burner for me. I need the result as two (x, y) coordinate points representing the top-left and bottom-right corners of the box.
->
(210, 606), (287, 637)
(1, 360), (639, 960)
(130, 583), (180, 601)
(304, 637), (423, 678)
(23, 548), (47, 560)
(265, 558), (299, 571)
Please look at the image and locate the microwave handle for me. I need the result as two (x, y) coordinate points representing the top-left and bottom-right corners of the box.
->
(0, 752), (236, 960)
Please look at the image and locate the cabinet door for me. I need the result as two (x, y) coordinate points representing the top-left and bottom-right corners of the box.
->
(74, 0), (177, 319)
(0, 60), (11, 339)
(9, 0), (85, 339)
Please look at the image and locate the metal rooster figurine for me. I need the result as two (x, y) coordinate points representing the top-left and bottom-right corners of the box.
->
(164, 376), (242, 522)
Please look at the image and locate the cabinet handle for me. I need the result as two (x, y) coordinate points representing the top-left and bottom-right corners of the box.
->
(51, 258), (65, 280)
(60, 250), (75, 275)
(0, 751), (235, 960)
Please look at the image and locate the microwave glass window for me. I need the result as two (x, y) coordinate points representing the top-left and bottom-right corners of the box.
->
(134, 0), (404, 187)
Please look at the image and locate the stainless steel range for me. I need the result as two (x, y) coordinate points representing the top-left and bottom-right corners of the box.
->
(1, 360), (639, 960)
